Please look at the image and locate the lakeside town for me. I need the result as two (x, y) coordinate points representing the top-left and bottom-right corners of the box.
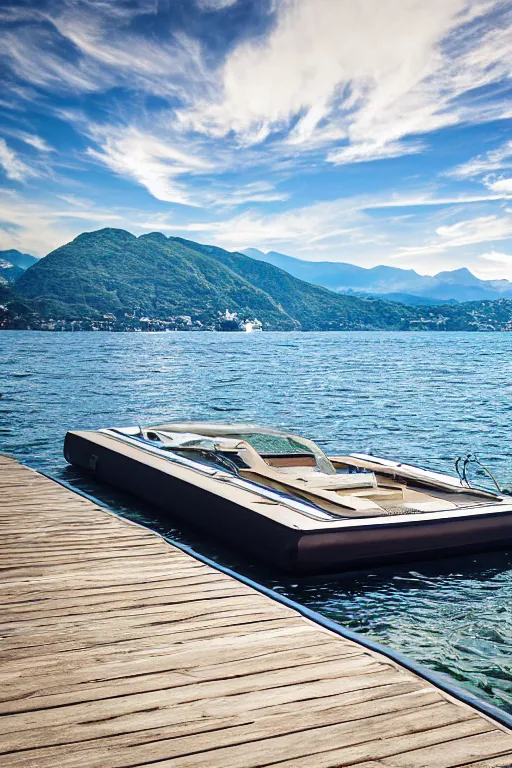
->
(0, 305), (265, 333)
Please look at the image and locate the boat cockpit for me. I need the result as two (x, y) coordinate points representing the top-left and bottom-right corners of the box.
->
(104, 422), (502, 520)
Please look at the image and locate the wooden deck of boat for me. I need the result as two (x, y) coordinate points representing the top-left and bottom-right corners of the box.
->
(1, 455), (512, 768)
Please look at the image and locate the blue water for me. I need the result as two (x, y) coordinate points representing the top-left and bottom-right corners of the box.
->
(1, 330), (512, 713)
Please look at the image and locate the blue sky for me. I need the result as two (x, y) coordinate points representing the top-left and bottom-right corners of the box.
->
(1, 0), (512, 278)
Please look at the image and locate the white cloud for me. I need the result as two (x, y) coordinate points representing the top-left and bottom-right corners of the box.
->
(78, 0), (512, 205)
(0, 128), (53, 153)
(167, 197), (363, 251)
(327, 140), (426, 165)
(207, 182), (289, 207)
(180, 0), (512, 164)
(50, 8), (206, 97)
(1, 0), (510, 216)
(0, 138), (36, 181)
(448, 140), (512, 180)
(0, 188), (339, 260)
(1, 0), (512, 274)
(124, 191), (512, 265)
(366, 192), (512, 209)
(0, 1), (208, 101)
(196, 0), (239, 9)
(181, 0), (462, 139)
(0, 191), (124, 255)
(85, 118), (293, 208)
(18, 133), (54, 153)
(487, 178), (512, 194)
(394, 214), (512, 257)
(1, 25), (106, 94)
(437, 215), (512, 245)
(474, 250), (512, 280)
(3, 183), (512, 282)
(87, 126), (213, 206)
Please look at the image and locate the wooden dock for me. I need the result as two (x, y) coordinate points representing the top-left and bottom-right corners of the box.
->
(1, 455), (512, 768)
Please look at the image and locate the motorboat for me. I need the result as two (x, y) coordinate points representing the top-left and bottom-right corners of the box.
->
(64, 422), (512, 573)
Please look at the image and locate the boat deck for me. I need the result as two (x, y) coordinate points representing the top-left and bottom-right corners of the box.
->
(1, 454), (512, 768)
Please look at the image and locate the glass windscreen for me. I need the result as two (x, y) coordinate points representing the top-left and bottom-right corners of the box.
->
(233, 433), (313, 456)
(232, 432), (336, 475)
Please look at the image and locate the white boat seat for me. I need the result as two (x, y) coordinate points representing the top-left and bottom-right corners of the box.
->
(276, 468), (377, 490)
(403, 500), (458, 512)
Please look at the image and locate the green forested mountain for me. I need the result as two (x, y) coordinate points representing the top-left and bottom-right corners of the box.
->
(13, 228), (415, 330)
(170, 237), (415, 330)
(4, 228), (512, 332)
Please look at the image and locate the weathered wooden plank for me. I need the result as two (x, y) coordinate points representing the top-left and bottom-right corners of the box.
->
(0, 679), (439, 758)
(0, 580), (253, 620)
(0, 644), (361, 715)
(0, 594), (278, 638)
(0, 571), (229, 602)
(0, 629), (342, 691)
(349, 730), (512, 767)
(1, 620), (338, 666)
(0, 689), (443, 768)
(0, 657), (395, 740)
(0, 615), (299, 664)
(212, 720), (493, 768)
(100, 707), (489, 768)
(0, 559), (211, 585)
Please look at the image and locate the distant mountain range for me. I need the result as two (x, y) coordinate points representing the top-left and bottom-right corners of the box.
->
(0, 249), (38, 285)
(2, 229), (512, 332)
(242, 248), (512, 304)
(8, 228), (417, 331)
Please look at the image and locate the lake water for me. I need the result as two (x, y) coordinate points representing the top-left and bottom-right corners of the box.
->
(1, 330), (512, 714)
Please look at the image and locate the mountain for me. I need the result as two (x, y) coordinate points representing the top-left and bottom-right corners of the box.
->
(242, 249), (512, 304)
(0, 249), (38, 270)
(0, 260), (24, 285)
(13, 228), (415, 331)
(5, 228), (512, 333)
(0, 249), (38, 285)
(353, 292), (454, 306)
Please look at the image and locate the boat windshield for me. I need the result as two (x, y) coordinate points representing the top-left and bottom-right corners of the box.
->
(231, 432), (336, 475)
(232, 433), (311, 455)
(142, 425), (336, 475)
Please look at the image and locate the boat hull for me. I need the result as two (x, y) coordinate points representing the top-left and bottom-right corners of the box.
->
(296, 514), (512, 571)
(64, 431), (512, 573)
(65, 431), (302, 569)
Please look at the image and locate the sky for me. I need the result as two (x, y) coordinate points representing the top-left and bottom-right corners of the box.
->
(0, 0), (512, 278)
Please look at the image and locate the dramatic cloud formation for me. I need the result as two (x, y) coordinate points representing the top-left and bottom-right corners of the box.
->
(0, 0), (511, 274)
(86, 126), (213, 206)
(179, 0), (511, 153)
